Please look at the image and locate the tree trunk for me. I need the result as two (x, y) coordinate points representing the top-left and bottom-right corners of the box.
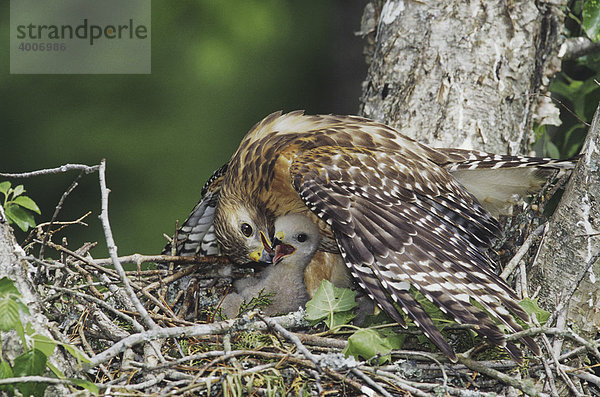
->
(358, 0), (600, 377)
(0, 221), (72, 396)
(529, 104), (600, 340)
(359, 0), (565, 154)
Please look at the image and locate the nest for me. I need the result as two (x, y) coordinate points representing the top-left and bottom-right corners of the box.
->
(3, 162), (599, 396)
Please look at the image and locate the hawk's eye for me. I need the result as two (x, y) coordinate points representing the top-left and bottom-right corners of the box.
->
(240, 222), (253, 237)
(297, 233), (308, 243)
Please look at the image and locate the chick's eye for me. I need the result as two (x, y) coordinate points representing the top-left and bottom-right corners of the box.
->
(297, 233), (308, 243)
(241, 223), (253, 238)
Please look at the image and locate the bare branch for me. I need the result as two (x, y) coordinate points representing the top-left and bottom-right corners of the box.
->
(0, 163), (100, 178)
(85, 312), (308, 369)
(560, 36), (600, 60)
(97, 159), (157, 331)
(38, 171), (85, 259)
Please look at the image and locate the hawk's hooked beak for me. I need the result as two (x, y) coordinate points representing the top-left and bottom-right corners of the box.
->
(249, 231), (275, 264)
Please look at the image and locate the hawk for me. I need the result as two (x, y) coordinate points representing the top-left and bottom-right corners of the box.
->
(169, 111), (576, 362)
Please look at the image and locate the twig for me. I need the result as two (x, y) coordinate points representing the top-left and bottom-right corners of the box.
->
(400, 351), (448, 387)
(41, 240), (120, 279)
(457, 355), (540, 396)
(86, 313), (307, 369)
(535, 326), (560, 396)
(77, 318), (114, 382)
(295, 332), (348, 349)
(260, 315), (324, 394)
(118, 309), (196, 326)
(223, 334), (242, 370)
(261, 315), (320, 368)
(500, 224), (545, 280)
(97, 159), (157, 331)
(142, 263), (203, 294)
(0, 376), (94, 387)
(163, 362), (278, 396)
(91, 253), (230, 266)
(351, 367), (395, 397)
(38, 171), (85, 259)
(561, 364), (600, 388)
(507, 327), (600, 361)
(368, 368), (435, 397)
(0, 164), (100, 178)
(532, 312), (581, 396)
(48, 286), (143, 333)
(322, 368), (379, 397)
(558, 338), (600, 362)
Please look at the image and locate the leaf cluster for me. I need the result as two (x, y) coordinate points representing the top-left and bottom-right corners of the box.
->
(305, 280), (404, 364)
(538, 0), (600, 158)
(0, 182), (41, 232)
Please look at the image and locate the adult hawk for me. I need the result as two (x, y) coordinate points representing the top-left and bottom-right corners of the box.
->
(168, 111), (575, 362)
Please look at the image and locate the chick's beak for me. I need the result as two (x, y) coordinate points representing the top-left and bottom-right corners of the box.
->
(273, 243), (296, 264)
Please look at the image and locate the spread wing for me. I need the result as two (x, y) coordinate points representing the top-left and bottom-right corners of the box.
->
(163, 163), (228, 256)
(290, 146), (539, 362)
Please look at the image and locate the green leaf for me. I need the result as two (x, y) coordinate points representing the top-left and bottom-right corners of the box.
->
(46, 362), (65, 380)
(0, 277), (21, 296)
(12, 185), (24, 198)
(383, 333), (406, 350)
(69, 378), (99, 394)
(583, 0), (600, 42)
(0, 296), (22, 332)
(330, 311), (356, 329)
(305, 280), (357, 329)
(362, 310), (394, 327)
(545, 140), (560, 159)
(13, 349), (48, 397)
(4, 204), (36, 231)
(0, 361), (14, 395)
(0, 182), (10, 196)
(12, 196), (41, 214)
(519, 298), (551, 326)
(343, 329), (393, 364)
(0, 361), (12, 379)
(62, 343), (91, 365)
(32, 334), (56, 358)
(13, 349), (47, 377)
(16, 380), (48, 397)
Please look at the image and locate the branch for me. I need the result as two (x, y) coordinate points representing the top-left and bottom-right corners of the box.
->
(91, 253), (230, 266)
(38, 171), (85, 259)
(85, 312), (307, 369)
(560, 36), (600, 60)
(457, 356), (541, 396)
(97, 159), (157, 331)
(0, 164), (100, 178)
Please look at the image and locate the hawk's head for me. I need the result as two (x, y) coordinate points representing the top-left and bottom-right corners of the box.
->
(214, 196), (274, 265)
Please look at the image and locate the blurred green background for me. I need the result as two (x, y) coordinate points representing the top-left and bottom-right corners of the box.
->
(1, 1), (368, 257)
